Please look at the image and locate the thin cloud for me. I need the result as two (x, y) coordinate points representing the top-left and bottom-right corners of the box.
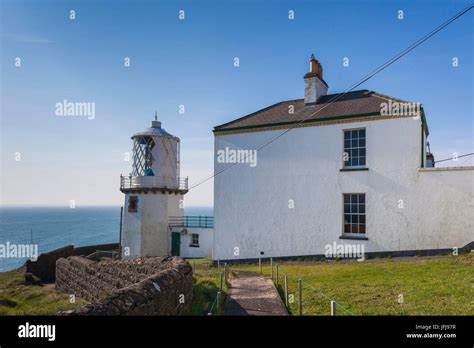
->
(2, 33), (53, 44)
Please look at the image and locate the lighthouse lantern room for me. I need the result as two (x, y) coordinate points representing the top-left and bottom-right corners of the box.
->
(120, 118), (188, 259)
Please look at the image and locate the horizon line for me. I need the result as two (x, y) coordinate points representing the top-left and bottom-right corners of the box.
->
(0, 204), (214, 208)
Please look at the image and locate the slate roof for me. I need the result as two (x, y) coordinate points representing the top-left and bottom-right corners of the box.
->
(214, 90), (424, 133)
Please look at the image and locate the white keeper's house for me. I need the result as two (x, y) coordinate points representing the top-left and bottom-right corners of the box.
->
(212, 54), (474, 261)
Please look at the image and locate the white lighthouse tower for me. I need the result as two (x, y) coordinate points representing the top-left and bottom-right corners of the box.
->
(120, 117), (188, 259)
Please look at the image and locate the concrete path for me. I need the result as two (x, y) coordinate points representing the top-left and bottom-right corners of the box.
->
(224, 271), (288, 316)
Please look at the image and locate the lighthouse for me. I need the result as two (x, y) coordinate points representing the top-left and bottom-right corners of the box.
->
(120, 117), (188, 259)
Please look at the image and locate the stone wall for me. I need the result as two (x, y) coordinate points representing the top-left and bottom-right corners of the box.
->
(56, 256), (193, 315)
(25, 243), (118, 282)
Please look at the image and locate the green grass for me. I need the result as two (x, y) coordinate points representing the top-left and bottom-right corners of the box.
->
(4, 255), (469, 316)
(0, 272), (87, 315)
(190, 259), (228, 315)
(232, 254), (474, 315)
(188, 258), (214, 266)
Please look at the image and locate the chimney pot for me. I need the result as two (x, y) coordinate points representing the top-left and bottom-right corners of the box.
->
(304, 54), (328, 105)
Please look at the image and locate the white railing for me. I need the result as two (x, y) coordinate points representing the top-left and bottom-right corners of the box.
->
(120, 175), (188, 190)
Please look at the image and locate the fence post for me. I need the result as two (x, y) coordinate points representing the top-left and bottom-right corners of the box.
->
(219, 272), (223, 291)
(118, 206), (123, 259)
(298, 278), (302, 316)
(217, 259), (220, 270)
(331, 300), (337, 316)
(270, 258), (273, 280)
(259, 257), (262, 275)
(224, 263), (227, 280)
(216, 291), (221, 312)
(284, 275), (288, 307)
(276, 264), (279, 288)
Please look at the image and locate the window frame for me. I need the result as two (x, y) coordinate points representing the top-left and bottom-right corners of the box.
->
(190, 233), (200, 247)
(128, 195), (138, 213)
(342, 193), (366, 236)
(342, 128), (367, 169)
(131, 136), (155, 176)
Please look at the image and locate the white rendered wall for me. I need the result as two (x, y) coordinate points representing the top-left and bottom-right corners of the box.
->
(167, 194), (184, 217)
(170, 227), (214, 258)
(167, 194), (185, 255)
(121, 193), (142, 258)
(213, 117), (474, 260)
(151, 136), (179, 188)
(413, 168), (473, 249)
(140, 193), (170, 256)
(304, 76), (328, 104)
(121, 192), (184, 258)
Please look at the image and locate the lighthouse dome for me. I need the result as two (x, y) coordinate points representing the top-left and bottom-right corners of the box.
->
(131, 120), (178, 140)
(126, 119), (181, 190)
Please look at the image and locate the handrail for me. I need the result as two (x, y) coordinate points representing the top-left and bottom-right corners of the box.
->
(120, 174), (188, 190)
(169, 215), (214, 228)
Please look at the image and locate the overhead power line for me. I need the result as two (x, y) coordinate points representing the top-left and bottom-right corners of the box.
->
(435, 152), (474, 164)
(188, 5), (474, 191)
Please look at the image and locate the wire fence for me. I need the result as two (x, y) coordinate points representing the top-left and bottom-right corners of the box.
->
(207, 292), (219, 315)
(191, 260), (229, 315)
(257, 258), (356, 316)
(192, 257), (357, 316)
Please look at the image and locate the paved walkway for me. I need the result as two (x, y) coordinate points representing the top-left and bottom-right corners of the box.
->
(224, 271), (288, 316)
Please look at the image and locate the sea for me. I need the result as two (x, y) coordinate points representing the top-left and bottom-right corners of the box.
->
(0, 206), (213, 272)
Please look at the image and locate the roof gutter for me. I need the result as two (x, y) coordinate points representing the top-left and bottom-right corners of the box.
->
(420, 106), (429, 136)
(213, 111), (382, 134)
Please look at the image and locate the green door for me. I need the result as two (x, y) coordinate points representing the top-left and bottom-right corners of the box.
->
(171, 232), (181, 256)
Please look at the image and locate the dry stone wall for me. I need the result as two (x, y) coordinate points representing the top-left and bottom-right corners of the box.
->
(56, 256), (193, 315)
(25, 243), (118, 282)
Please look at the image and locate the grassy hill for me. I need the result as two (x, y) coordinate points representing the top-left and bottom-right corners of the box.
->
(0, 272), (86, 315)
(231, 253), (473, 315)
(1, 254), (471, 315)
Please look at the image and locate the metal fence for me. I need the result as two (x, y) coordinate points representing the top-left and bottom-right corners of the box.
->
(192, 258), (356, 316)
(190, 260), (228, 315)
(169, 216), (214, 228)
(258, 257), (356, 316)
(120, 175), (188, 190)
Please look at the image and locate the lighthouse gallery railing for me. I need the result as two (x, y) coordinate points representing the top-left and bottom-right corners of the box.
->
(120, 175), (188, 190)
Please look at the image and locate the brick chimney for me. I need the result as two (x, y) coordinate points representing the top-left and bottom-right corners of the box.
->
(304, 54), (328, 105)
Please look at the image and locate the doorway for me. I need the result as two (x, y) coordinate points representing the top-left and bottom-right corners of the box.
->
(171, 232), (181, 256)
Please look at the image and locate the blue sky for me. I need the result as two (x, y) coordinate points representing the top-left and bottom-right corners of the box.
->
(1, 0), (472, 206)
